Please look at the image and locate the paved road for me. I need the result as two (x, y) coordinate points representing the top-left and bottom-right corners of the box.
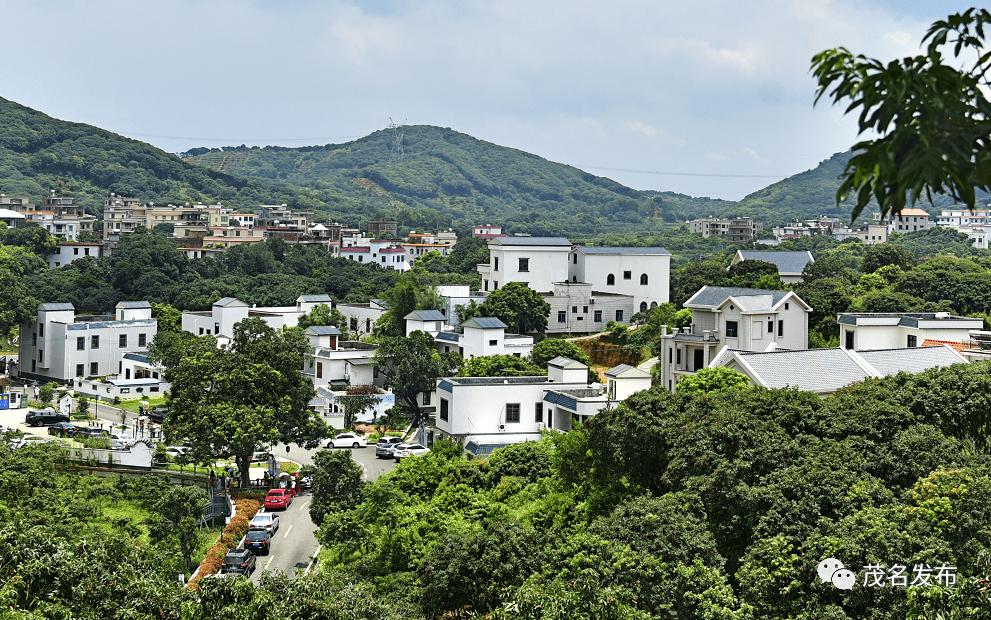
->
(249, 442), (396, 583)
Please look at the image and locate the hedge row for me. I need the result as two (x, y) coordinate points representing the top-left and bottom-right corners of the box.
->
(187, 498), (261, 589)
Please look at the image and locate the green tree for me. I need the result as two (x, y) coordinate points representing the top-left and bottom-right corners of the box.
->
(340, 384), (382, 429)
(147, 485), (208, 574)
(77, 395), (89, 417)
(150, 302), (181, 333)
(297, 302), (350, 338)
(812, 9), (991, 220)
(310, 449), (366, 527)
(529, 338), (599, 383)
(458, 354), (543, 377)
(861, 242), (918, 273)
(160, 319), (322, 488)
(38, 382), (56, 405)
(675, 367), (752, 396)
(373, 331), (445, 428)
(477, 281), (551, 335)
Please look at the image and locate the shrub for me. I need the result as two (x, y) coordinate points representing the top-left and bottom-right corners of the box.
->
(187, 498), (261, 589)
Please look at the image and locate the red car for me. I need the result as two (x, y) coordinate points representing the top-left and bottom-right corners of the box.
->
(264, 489), (292, 510)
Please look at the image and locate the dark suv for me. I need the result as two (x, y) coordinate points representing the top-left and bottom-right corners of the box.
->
(148, 408), (169, 424)
(25, 408), (69, 427)
(220, 549), (257, 576)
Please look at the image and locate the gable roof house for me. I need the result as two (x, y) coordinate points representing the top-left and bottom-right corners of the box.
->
(730, 250), (815, 283)
(656, 286), (812, 392)
(709, 344), (967, 396)
(431, 317), (535, 359)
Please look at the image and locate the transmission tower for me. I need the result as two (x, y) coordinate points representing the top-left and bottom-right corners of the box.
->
(388, 117), (406, 162)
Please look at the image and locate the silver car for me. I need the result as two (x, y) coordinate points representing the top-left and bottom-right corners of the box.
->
(393, 443), (430, 462)
(248, 512), (280, 534)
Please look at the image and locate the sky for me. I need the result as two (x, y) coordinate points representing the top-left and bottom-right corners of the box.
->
(0, 0), (979, 201)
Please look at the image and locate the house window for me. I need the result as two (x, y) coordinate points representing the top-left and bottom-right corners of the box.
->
(489, 339), (498, 346)
(573, 254), (577, 264)
(494, 257), (499, 272)
(316, 362), (323, 379)
(77, 337), (85, 351)
(845, 330), (854, 349)
(583, 306), (588, 314)
(624, 271), (632, 280)
(31, 333), (36, 346)
(640, 274), (648, 285)
(778, 320), (784, 337)
(76, 364), (84, 377)
(506, 403), (520, 423)
(90, 362), (99, 375)
(615, 310), (624, 322)
(558, 311), (566, 323)
(768, 320), (773, 333)
(440, 398), (449, 422)
(215, 322), (220, 334)
(493, 281), (498, 290)
(519, 258), (529, 272)
(640, 302), (648, 313)
(484, 280), (489, 292)
(677, 348), (681, 365)
(726, 321), (738, 337)
(73, 247), (79, 255)
(785, 303), (790, 310)
(423, 392), (431, 406)
(572, 306), (578, 314)
(139, 333), (146, 347)
(907, 335), (917, 348)
(607, 274), (615, 285)
(594, 310), (602, 322)
(120, 334), (128, 347)
(38, 349), (43, 363)
(350, 317), (358, 332)
(199, 327), (204, 335)
(91, 335), (100, 349)
(38, 324), (43, 337)
(535, 402), (543, 423)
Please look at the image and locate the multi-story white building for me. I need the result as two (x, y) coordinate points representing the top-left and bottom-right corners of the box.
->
(19, 301), (158, 384)
(569, 246), (671, 312)
(936, 208), (991, 227)
(431, 317), (535, 359)
(837, 312), (984, 351)
(45, 242), (103, 269)
(689, 216), (763, 243)
(656, 286), (812, 392)
(477, 237), (573, 293)
(545, 281), (634, 335)
(337, 301), (387, 336)
(181, 294), (336, 339)
(874, 208), (933, 233)
(858, 224), (889, 245)
(434, 357), (651, 455)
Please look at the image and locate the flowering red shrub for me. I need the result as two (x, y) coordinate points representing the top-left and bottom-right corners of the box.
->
(187, 498), (261, 589)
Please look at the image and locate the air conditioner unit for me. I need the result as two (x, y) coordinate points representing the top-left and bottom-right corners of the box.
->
(537, 422), (545, 431)
(499, 424), (506, 431)
(589, 298), (596, 304)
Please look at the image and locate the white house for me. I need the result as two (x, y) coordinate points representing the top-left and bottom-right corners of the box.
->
(45, 242), (103, 269)
(569, 246), (671, 312)
(874, 208), (933, 233)
(477, 237), (573, 293)
(404, 310), (447, 337)
(545, 281), (634, 335)
(709, 344), (967, 396)
(19, 301), (158, 384)
(656, 286), (812, 392)
(338, 300), (388, 336)
(432, 317), (535, 359)
(729, 250), (814, 284)
(837, 312), (985, 351)
(302, 326), (382, 389)
(435, 357), (651, 455)
(181, 294), (336, 339)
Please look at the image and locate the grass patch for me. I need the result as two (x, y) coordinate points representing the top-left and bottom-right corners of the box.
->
(99, 501), (153, 545)
(118, 396), (168, 413)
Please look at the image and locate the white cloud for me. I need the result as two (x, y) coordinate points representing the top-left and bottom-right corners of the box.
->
(622, 121), (657, 136)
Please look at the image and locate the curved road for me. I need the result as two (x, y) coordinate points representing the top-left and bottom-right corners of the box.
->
(249, 442), (395, 583)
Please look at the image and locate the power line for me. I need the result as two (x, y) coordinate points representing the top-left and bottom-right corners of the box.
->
(577, 164), (785, 178)
(121, 132), (364, 143)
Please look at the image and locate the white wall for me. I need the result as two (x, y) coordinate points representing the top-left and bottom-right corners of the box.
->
(571, 252), (670, 309)
(481, 245), (570, 293)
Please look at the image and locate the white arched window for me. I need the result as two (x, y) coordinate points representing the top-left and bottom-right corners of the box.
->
(640, 274), (648, 285)
(607, 274), (615, 285)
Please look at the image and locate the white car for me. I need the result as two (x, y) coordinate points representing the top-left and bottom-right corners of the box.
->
(393, 443), (430, 461)
(108, 433), (131, 447)
(248, 512), (280, 534)
(325, 433), (367, 449)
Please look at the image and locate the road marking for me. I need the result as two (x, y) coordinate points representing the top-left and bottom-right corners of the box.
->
(299, 500), (310, 511)
(264, 556), (275, 569)
(283, 524), (293, 538)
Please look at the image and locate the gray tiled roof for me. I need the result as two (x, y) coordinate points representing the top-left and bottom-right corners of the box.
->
(406, 310), (447, 321)
(213, 297), (243, 307)
(605, 364), (650, 378)
(435, 332), (460, 342)
(492, 236), (572, 246)
(122, 352), (151, 363)
(687, 286), (791, 309)
(116, 301), (151, 309)
(41, 303), (75, 311)
(576, 246), (671, 255)
(298, 294), (333, 303)
(837, 313), (981, 327)
(462, 317), (507, 329)
(547, 356), (586, 369)
(733, 348), (869, 392)
(306, 326), (342, 336)
(857, 346), (965, 376)
(736, 250), (814, 274)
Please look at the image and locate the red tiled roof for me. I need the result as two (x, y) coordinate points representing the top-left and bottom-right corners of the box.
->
(921, 339), (967, 353)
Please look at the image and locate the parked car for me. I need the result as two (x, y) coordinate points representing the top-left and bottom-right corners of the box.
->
(80, 428), (110, 439)
(220, 549), (257, 576)
(393, 443), (430, 462)
(299, 475), (312, 490)
(108, 433), (131, 447)
(24, 408), (69, 427)
(244, 530), (271, 555)
(164, 446), (191, 460)
(264, 489), (292, 510)
(325, 432), (367, 449)
(16, 435), (53, 449)
(148, 408), (169, 424)
(248, 513), (280, 534)
(110, 440), (128, 451)
(375, 437), (404, 459)
(48, 422), (77, 437)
